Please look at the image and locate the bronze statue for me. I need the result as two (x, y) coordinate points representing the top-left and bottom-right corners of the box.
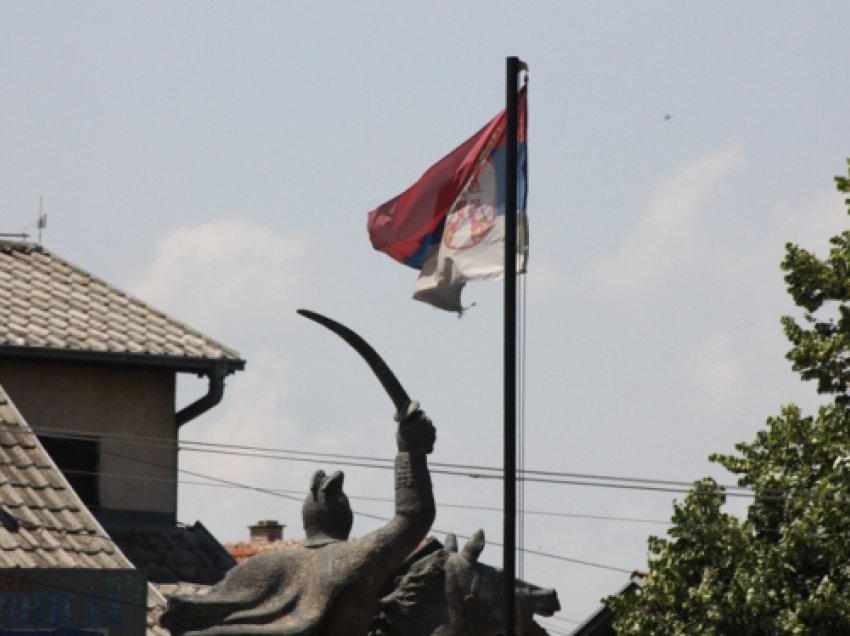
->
(369, 530), (560, 636)
(160, 310), (561, 635)
(160, 310), (436, 635)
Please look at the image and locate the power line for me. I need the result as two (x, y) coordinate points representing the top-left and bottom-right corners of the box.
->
(547, 614), (582, 626)
(56, 466), (676, 526)
(64, 448), (846, 542)
(14, 424), (846, 531)
(535, 612), (591, 635)
(533, 624), (571, 636)
(104, 448), (850, 566)
(96, 446), (634, 575)
(21, 421), (845, 505)
(10, 428), (842, 577)
(536, 618), (579, 636)
(20, 422), (758, 496)
(25, 423), (736, 489)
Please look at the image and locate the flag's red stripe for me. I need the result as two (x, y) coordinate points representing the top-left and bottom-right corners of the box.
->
(367, 87), (527, 265)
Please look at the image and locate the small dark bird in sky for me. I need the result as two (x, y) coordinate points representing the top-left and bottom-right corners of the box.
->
(664, 114), (672, 120)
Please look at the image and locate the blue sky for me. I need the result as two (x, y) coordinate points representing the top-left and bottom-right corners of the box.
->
(4, 2), (850, 628)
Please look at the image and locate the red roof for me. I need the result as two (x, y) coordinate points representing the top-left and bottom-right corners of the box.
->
(225, 539), (303, 563)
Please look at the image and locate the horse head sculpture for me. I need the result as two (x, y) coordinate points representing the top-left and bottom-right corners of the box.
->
(370, 530), (560, 636)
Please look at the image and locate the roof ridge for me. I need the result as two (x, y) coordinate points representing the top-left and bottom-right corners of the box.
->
(0, 239), (42, 254)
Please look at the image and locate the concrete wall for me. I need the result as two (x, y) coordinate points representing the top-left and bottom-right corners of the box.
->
(0, 359), (177, 518)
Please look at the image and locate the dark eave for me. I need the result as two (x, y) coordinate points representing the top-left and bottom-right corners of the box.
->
(0, 345), (245, 376)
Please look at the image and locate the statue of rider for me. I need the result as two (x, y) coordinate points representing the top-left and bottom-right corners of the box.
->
(160, 311), (437, 636)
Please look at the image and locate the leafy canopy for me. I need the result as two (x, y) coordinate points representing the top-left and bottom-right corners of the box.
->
(608, 160), (850, 635)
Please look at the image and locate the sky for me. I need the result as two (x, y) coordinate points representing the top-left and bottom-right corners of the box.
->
(3, 1), (850, 630)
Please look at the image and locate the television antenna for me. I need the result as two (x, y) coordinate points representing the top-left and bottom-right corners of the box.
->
(0, 197), (48, 243)
(37, 196), (47, 245)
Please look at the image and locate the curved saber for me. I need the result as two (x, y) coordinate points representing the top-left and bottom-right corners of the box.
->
(296, 309), (412, 416)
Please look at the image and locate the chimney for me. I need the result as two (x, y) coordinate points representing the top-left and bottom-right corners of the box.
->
(249, 519), (285, 544)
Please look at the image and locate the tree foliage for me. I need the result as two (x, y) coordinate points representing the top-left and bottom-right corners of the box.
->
(608, 160), (850, 635)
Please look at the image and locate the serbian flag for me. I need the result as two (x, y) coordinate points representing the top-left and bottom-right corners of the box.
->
(367, 85), (528, 313)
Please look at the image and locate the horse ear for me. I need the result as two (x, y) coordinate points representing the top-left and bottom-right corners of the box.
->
(309, 470), (326, 500)
(444, 533), (458, 552)
(461, 530), (485, 562)
(321, 470), (345, 494)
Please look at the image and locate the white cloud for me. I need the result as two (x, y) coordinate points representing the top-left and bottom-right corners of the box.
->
(131, 218), (316, 540)
(133, 217), (309, 338)
(131, 218), (414, 542)
(587, 146), (745, 297)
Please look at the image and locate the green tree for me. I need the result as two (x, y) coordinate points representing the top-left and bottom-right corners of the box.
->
(608, 161), (850, 635)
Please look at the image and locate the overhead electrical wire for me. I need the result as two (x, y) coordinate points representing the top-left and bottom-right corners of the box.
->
(47, 435), (843, 536)
(97, 447), (850, 561)
(59, 465), (837, 541)
(16, 422), (759, 497)
(9, 426), (841, 576)
(9, 422), (831, 508)
(546, 614), (583, 626)
(12, 422), (836, 507)
(95, 446), (634, 575)
(55, 466), (677, 526)
(537, 617), (582, 636)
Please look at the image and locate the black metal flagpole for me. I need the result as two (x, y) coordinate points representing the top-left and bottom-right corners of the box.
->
(503, 55), (521, 636)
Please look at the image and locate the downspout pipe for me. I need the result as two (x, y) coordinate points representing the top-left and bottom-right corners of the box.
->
(176, 360), (232, 427)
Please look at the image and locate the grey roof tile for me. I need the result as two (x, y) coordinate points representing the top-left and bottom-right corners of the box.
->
(108, 521), (235, 586)
(0, 481), (25, 506)
(0, 547), (36, 567)
(0, 530), (20, 550)
(0, 241), (242, 364)
(38, 487), (65, 510)
(0, 382), (167, 634)
(55, 549), (78, 568)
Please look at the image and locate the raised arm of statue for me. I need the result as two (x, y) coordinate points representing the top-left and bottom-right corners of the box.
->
(393, 401), (436, 520)
(342, 400), (436, 576)
(294, 309), (437, 561)
(160, 311), (443, 636)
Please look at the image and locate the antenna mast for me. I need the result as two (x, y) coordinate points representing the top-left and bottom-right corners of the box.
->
(37, 196), (47, 245)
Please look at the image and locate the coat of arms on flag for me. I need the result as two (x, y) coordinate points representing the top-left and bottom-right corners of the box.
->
(367, 84), (528, 313)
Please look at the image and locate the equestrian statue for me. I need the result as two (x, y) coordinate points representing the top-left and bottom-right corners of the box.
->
(160, 310), (559, 635)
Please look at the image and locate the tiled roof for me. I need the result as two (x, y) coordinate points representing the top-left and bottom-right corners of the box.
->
(0, 241), (242, 364)
(225, 538), (303, 563)
(109, 521), (236, 585)
(156, 581), (212, 599)
(0, 381), (167, 635)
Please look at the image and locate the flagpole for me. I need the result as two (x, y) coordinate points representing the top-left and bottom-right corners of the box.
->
(503, 55), (521, 636)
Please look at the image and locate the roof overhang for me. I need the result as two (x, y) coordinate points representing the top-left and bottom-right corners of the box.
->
(0, 345), (245, 376)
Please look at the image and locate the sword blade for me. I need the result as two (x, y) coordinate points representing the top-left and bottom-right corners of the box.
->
(297, 309), (412, 417)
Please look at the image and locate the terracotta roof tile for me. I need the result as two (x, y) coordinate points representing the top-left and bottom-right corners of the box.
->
(225, 538), (304, 563)
(0, 241), (241, 364)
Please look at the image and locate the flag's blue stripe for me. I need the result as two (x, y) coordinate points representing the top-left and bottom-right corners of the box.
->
(401, 140), (527, 271)
(491, 141), (529, 216)
(402, 215), (446, 270)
